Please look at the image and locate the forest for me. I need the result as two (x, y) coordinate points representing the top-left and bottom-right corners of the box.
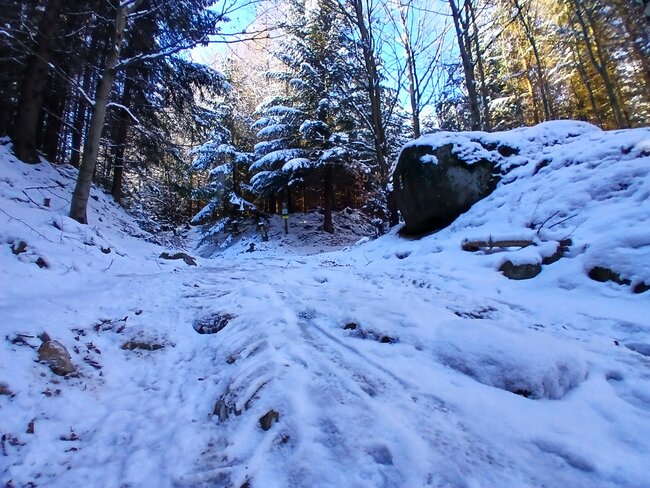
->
(1, 0), (649, 235)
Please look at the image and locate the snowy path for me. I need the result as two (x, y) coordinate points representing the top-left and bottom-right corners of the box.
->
(3, 253), (650, 488)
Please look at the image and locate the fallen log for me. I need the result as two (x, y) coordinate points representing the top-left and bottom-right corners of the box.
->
(461, 239), (534, 252)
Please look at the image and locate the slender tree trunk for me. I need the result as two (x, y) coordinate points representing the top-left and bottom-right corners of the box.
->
(398, 5), (420, 138)
(41, 75), (67, 163)
(70, 4), (129, 224)
(512, 0), (553, 120)
(448, 0), (481, 130)
(571, 39), (602, 125)
(12, 0), (63, 163)
(572, 0), (626, 128)
(70, 30), (104, 168)
(468, 0), (491, 131)
(111, 78), (133, 203)
(323, 166), (334, 233)
(347, 0), (398, 226)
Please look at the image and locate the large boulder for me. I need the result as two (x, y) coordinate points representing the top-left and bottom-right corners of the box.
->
(392, 142), (500, 234)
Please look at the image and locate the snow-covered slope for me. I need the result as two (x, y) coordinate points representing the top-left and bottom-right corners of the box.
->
(1, 123), (650, 488)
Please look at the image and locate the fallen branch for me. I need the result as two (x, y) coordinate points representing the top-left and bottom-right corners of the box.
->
(0, 208), (52, 242)
(461, 238), (534, 252)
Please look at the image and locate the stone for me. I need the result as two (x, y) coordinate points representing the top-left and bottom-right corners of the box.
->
(541, 239), (572, 265)
(193, 313), (234, 334)
(0, 382), (13, 396)
(393, 143), (500, 234)
(11, 240), (27, 255)
(259, 409), (279, 431)
(588, 266), (648, 293)
(38, 340), (75, 376)
(499, 261), (542, 280)
(121, 341), (163, 351)
(159, 251), (197, 266)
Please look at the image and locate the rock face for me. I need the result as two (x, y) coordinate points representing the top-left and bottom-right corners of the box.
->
(38, 340), (75, 376)
(393, 143), (500, 234)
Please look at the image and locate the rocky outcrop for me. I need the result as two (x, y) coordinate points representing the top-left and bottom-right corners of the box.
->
(393, 143), (500, 234)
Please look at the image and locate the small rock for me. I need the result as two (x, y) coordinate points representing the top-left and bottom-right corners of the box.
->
(588, 266), (630, 285)
(0, 382), (13, 396)
(344, 322), (358, 330)
(193, 313), (235, 334)
(26, 420), (34, 434)
(259, 409), (279, 431)
(541, 239), (572, 265)
(159, 252), (197, 266)
(121, 341), (163, 351)
(499, 261), (542, 280)
(35, 257), (48, 268)
(11, 240), (27, 255)
(38, 340), (75, 376)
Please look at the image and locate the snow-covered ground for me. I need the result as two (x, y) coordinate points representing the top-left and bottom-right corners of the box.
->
(1, 122), (650, 488)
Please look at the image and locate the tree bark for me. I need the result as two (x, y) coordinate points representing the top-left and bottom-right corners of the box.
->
(70, 4), (130, 224)
(12, 0), (64, 164)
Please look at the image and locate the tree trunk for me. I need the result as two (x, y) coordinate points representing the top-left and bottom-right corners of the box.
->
(572, 40), (602, 125)
(70, 29), (104, 169)
(70, 4), (129, 224)
(347, 0), (397, 225)
(468, 0), (491, 131)
(41, 74), (67, 164)
(572, 0), (626, 128)
(399, 5), (420, 138)
(449, 0), (481, 130)
(323, 166), (334, 233)
(512, 0), (553, 120)
(111, 78), (133, 203)
(12, 0), (63, 163)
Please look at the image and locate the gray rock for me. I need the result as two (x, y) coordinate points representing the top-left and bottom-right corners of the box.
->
(393, 143), (500, 234)
(499, 261), (542, 280)
(38, 340), (75, 376)
(121, 341), (163, 351)
(193, 312), (234, 334)
(588, 266), (648, 293)
(0, 382), (13, 396)
(159, 252), (197, 266)
(259, 409), (279, 431)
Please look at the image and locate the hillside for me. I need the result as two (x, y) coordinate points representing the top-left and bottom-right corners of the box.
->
(1, 122), (650, 488)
